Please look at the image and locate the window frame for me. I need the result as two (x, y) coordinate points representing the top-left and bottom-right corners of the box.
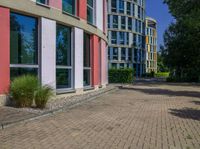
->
(62, 0), (77, 16)
(83, 32), (92, 87)
(87, 0), (96, 25)
(56, 24), (74, 91)
(36, 0), (49, 5)
(10, 12), (39, 80)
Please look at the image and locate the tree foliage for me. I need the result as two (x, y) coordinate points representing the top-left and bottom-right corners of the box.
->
(162, 0), (200, 82)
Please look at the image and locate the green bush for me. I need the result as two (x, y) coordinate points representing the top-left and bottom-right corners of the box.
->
(34, 86), (54, 109)
(10, 75), (38, 107)
(155, 72), (170, 78)
(109, 69), (134, 83)
(144, 71), (155, 78)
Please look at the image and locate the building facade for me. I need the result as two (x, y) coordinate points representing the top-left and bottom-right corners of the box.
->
(145, 17), (157, 73)
(107, 0), (146, 76)
(0, 0), (108, 98)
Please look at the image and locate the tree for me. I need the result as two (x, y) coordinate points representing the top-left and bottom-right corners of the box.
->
(162, 0), (200, 82)
(157, 45), (168, 72)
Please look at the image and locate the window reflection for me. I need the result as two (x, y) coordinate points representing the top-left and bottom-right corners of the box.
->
(56, 24), (72, 89)
(83, 33), (91, 87)
(10, 13), (38, 79)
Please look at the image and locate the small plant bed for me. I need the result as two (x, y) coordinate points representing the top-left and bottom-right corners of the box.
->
(8, 76), (116, 114)
(10, 75), (54, 109)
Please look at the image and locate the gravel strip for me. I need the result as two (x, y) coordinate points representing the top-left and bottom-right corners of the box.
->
(14, 86), (117, 114)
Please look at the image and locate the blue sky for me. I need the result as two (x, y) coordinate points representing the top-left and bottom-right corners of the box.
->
(146, 0), (174, 48)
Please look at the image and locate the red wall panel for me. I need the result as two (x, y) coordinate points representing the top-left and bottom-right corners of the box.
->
(91, 35), (100, 86)
(49, 0), (62, 10)
(77, 0), (87, 20)
(0, 7), (10, 94)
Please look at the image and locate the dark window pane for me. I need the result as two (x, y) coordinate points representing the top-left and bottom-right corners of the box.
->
(62, 0), (76, 15)
(10, 13), (38, 65)
(56, 24), (71, 66)
(84, 69), (91, 86)
(56, 69), (72, 89)
(119, 1), (124, 13)
(87, 7), (93, 24)
(121, 48), (126, 61)
(111, 0), (117, 12)
(113, 47), (118, 60)
(84, 33), (91, 67)
(10, 68), (38, 81)
(36, 0), (48, 4)
(87, 0), (93, 7)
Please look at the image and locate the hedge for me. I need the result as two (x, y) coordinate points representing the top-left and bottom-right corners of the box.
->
(155, 72), (170, 78)
(109, 69), (134, 83)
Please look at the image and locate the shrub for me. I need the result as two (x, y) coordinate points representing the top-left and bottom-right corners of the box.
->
(145, 71), (155, 78)
(34, 86), (54, 109)
(155, 72), (170, 78)
(10, 75), (38, 107)
(109, 69), (134, 83)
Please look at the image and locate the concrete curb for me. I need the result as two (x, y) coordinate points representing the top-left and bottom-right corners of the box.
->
(0, 87), (118, 130)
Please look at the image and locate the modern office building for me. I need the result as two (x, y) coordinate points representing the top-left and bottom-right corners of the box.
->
(107, 0), (146, 76)
(145, 17), (157, 73)
(0, 0), (108, 102)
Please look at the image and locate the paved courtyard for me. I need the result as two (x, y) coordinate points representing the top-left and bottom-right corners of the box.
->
(0, 82), (200, 149)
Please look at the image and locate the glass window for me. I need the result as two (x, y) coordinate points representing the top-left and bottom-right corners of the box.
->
(112, 47), (118, 60)
(113, 15), (118, 29)
(121, 16), (126, 30)
(62, 0), (76, 15)
(128, 48), (132, 61)
(111, 0), (117, 12)
(36, 0), (48, 5)
(126, 32), (129, 45)
(119, 0), (124, 13)
(10, 13), (38, 80)
(84, 33), (91, 87)
(87, 0), (94, 24)
(111, 31), (117, 44)
(126, 2), (131, 15)
(134, 48), (138, 62)
(108, 15), (110, 28)
(132, 4), (135, 16)
(120, 63), (125, 69)
(108, 47), (111, 60)
(121, 48), (126, 61)
(138, 6), (141, 19)
(111, 63), (117, 69)
(56, 24), (72, 89)
(128, 17), (132, 30)
(119, 32), (125, 45)
(133, 33), (137, 46)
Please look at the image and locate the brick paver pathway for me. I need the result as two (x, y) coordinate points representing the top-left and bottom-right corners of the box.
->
(1, 83), (200, 149)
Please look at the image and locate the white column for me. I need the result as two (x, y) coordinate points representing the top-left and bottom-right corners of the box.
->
(74, 27), (84, 90)
(101, 40), (108, 86)
(41, 17), (56, 90)
(96, 0), (103, 31)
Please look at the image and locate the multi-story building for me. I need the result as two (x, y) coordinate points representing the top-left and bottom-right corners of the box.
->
(107, 0), (146, 76)
(145, 17), (157, 73)
(0, 0), (108, 104)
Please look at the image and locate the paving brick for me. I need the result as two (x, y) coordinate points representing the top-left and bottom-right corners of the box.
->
(1, 82), (200, 149)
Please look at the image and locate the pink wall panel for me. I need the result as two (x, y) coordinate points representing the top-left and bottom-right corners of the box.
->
(92, 35), (100, 86)
(0, 7), (10, 94)
(101, 40), (108, 85)
(77, 0), (87, 20)
(103, 0), (107, 34)
(49, 0), (62, 10)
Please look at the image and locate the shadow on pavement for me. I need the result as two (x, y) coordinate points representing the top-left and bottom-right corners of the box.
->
(169, 108), (200, 121)
(120, 87), (200, 98)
